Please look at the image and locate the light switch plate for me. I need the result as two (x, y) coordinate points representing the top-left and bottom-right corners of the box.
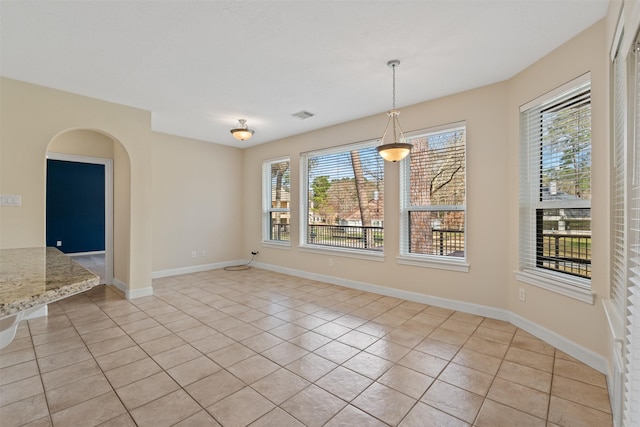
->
(0, 195), (21, 206)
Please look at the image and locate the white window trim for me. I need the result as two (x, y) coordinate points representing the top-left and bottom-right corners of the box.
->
(397, 254), (469, 272)
(398, 122), (468, 272)
(261, 241), (291, 250)
(519, 73), (591, 113)
(515, 269), (594, 304)
(517, 73), (592, 301)
(298, 245), (385, 262)
(299, 139), (383, 256)
(262, 156), (290, 245)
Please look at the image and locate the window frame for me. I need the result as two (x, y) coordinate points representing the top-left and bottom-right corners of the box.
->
(516, 73), (594, 303)
(299, 139), (385, 261)
(262, 157), (291, 246)
(398, 122), (469, 272)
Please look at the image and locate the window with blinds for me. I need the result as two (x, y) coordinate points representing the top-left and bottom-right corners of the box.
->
(400, 123), (466, 262)
(262, 158), (290, 243)
(519, 75), (592, 290)
(301, 141), (384, 252)
(612, 49), (628, 318)
(623, 40), (640, 427)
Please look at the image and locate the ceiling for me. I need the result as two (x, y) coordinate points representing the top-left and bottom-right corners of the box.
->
(0, 0), (608, 147)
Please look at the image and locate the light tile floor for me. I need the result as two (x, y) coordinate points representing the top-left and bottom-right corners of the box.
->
(0, 268), (613, 426)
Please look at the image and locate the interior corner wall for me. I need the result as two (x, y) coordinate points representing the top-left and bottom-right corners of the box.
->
(150, 131), (244, 273)
(505, 19), (609, 356)
(0, 77), (150, 294)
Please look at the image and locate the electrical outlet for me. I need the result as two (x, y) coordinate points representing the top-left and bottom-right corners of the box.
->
(328, 258), (333, 266)
(202, 250), (206, 257)
(191, 251), (197, 258)
(519, 288), (526, 301)
(56, 241), (62, 247)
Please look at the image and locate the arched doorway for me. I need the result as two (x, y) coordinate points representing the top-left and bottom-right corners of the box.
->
(45, 129), (131, 288)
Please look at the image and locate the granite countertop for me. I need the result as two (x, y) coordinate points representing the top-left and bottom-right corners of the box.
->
(0, 247), (99, 319)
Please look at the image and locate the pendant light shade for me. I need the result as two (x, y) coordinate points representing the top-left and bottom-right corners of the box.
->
(377, 60), (411, 162)
(230, 119), (255, 141)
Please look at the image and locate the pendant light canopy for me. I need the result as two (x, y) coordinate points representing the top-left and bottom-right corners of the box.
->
(230, 119), (255, 141)
(376, 60), (411, 162)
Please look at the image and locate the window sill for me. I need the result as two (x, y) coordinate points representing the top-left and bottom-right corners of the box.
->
(515, 269), (594, 304)
(298, 245), (384, 262)
(397, 255), (469, 272)
(261, 241), (291, 249)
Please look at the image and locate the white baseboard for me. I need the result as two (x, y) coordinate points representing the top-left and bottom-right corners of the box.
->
(151, 260), (249, 279)
(151, 259), (608, 374)
(253, 261), (608, 374)
(112, 278), (154, 300)
(67, 251), (106, 257)
(507, 312), (608, 373)
(253, 261), (510, 321)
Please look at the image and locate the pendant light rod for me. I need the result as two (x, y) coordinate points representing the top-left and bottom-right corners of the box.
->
(388, 59), (400, 110)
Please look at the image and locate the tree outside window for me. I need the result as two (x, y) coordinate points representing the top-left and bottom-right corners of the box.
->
(401, 124), (466, 260)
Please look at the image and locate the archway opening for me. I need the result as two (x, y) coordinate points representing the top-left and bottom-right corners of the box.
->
(45, 129), (131, 289)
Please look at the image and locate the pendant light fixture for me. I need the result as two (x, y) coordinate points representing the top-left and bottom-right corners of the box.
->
(376, 60), (412, 162)
(230, 119), (255, 141)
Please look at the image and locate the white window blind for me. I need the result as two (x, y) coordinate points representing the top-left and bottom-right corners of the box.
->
(623, 41), (640, 427)
(519, 75), (592, 287)
(301, 141), (384, 252)
(400, 124), (466, 260)
(613, 50), (628, 316)
(262, 158), (290, 243)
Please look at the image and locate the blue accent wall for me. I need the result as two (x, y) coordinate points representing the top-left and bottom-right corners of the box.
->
(46, 159), (105, 253)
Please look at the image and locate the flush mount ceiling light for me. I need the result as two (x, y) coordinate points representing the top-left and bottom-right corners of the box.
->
(376, 59), (412, 162)
(230, 119), (255, 141)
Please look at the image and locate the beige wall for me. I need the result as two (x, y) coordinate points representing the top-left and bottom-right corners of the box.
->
(505, 21), (609, 354)
(244, 78), (511, 310)
(48, 129), (114, 158)
(151, 132), (244, 272)
(0, 78), (151, 292)
(113, 141), (132, 287)
(243, 20), (609, 356)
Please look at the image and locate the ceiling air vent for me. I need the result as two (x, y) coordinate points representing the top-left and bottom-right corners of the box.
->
(291, 110), (314, 120)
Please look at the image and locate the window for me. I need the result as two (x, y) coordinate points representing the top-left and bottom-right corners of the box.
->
(399, 123), (467, 271)
(518, 74), (592, 301)
(262, 158), (290, 244)
(611, 43), (627, 319)
(300, 140), (384, 254)
(624, 36), (640, 427)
